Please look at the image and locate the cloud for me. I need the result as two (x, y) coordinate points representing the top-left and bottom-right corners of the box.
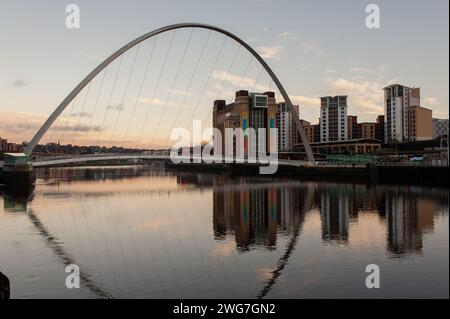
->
(298, 63), (317, 72)
(0, 110), (109, 146)
(166, 89), (196, 98)
(386, 78), (398, 85)
(278, 32), (299, 42)
(300, 41), (326, 56)
(52, 123), (103, 133)
(106, 103), (125, 111)
(207, 85), (236, 100)
(209, 70), (319, 111)
(279, 32), (295, 38)
(0, 111), (45, 143)
(432, 110), (449, 118)
(424, 97), (440, 108)
(211, 69), (270, 92)
(72, 111), (92, 118)
(0, 111), (41, 132)
(290, 95), (320, 108)
(12, 79), (30, 88)
(256, 45), (283, 60)
(326, 77), (384, 115)
(350, 67), (375, 74)
(136, 97), (195, 109)
(0, 121), (40, 134)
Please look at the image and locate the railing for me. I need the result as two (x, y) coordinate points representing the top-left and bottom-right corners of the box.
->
(33, 153), (138, 162)
(316, 162), (367, 168)
(376, 161), (448, 167)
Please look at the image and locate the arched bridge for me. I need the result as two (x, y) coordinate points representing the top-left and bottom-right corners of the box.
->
(23, 23), (315, 164)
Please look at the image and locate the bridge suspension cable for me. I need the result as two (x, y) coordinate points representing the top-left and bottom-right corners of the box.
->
(95, 55), (124, 146)
(200, 44), (242, 134)
(181, 35), (227, 143)
(136, 31), (176, 147)
(82, 69), (108, 146)
(59, 95), (79, 144)
(235, 56), (253, 93)
(70, 81), (92, 145)
(47, 99), (74, 145)
(251, 66), (265, 92)
(162, 30), (212, 149)
(121, 39), (157, 147)
(108, 44), (141, 147)
(148, 29), (195, 149)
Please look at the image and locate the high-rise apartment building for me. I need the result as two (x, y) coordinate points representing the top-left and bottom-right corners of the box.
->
(375, 115), (385, 142)
(383, 84), (421, 143)
(320, 96), (348, 142)
(409, 106), (433, 141)
(347, 115), (360, 140)
(303, 123), (320, 144)
(346, 115), (385, 142)
(360, 122), (376, 140)
(276, 102), (300, 151)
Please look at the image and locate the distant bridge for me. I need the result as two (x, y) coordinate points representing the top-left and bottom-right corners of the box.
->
(1, 153), (308, 168)
(33, 153), (308, 168)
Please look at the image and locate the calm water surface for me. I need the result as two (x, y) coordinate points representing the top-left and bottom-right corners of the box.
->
(0, 166), (448, 298)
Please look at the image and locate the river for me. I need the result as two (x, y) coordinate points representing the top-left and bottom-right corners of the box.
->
(0, 166), (448, 298)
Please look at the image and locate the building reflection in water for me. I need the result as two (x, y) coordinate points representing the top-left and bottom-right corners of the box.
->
(0, 167), (446, 299)
(385, 190), (438, 256)
(2, 169), (445, 274)
(176, 173), (445, 257)
(315, 183), (440, 255)
(0, 185), (35, 214)
(319, 187), (350, 244)
(0, 272), (10, 300)
(210, 175), (309, 252)
(34, 164), (169, 183)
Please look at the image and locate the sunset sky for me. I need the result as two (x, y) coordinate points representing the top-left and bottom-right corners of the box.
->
(0, 0), (448, 148)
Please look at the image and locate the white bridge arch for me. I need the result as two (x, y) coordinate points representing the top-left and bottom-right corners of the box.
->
(24, 23), (315, 164)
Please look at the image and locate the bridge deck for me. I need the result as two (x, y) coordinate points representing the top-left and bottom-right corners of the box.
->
(1, 154), (308, 168)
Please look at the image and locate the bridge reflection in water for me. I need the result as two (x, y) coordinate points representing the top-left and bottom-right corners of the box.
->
(0, 167), (448, 298)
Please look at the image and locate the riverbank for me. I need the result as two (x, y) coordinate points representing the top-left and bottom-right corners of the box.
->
(167, 163), (448, 187)
(1, 163), (448, 187)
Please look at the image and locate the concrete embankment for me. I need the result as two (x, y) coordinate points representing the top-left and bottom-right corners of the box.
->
(296, 165), (448, 186)
(1, 163), (448, 188)
(376, 165), (448, 186)
(167, 162), (448, 186)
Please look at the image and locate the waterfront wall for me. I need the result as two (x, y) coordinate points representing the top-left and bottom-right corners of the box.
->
(168, 163), (448, 186)
(1, 164), (448, 188)
(376, 166), (448, 186)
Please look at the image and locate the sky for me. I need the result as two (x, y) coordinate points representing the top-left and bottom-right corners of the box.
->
(0, 0), (448, 148)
